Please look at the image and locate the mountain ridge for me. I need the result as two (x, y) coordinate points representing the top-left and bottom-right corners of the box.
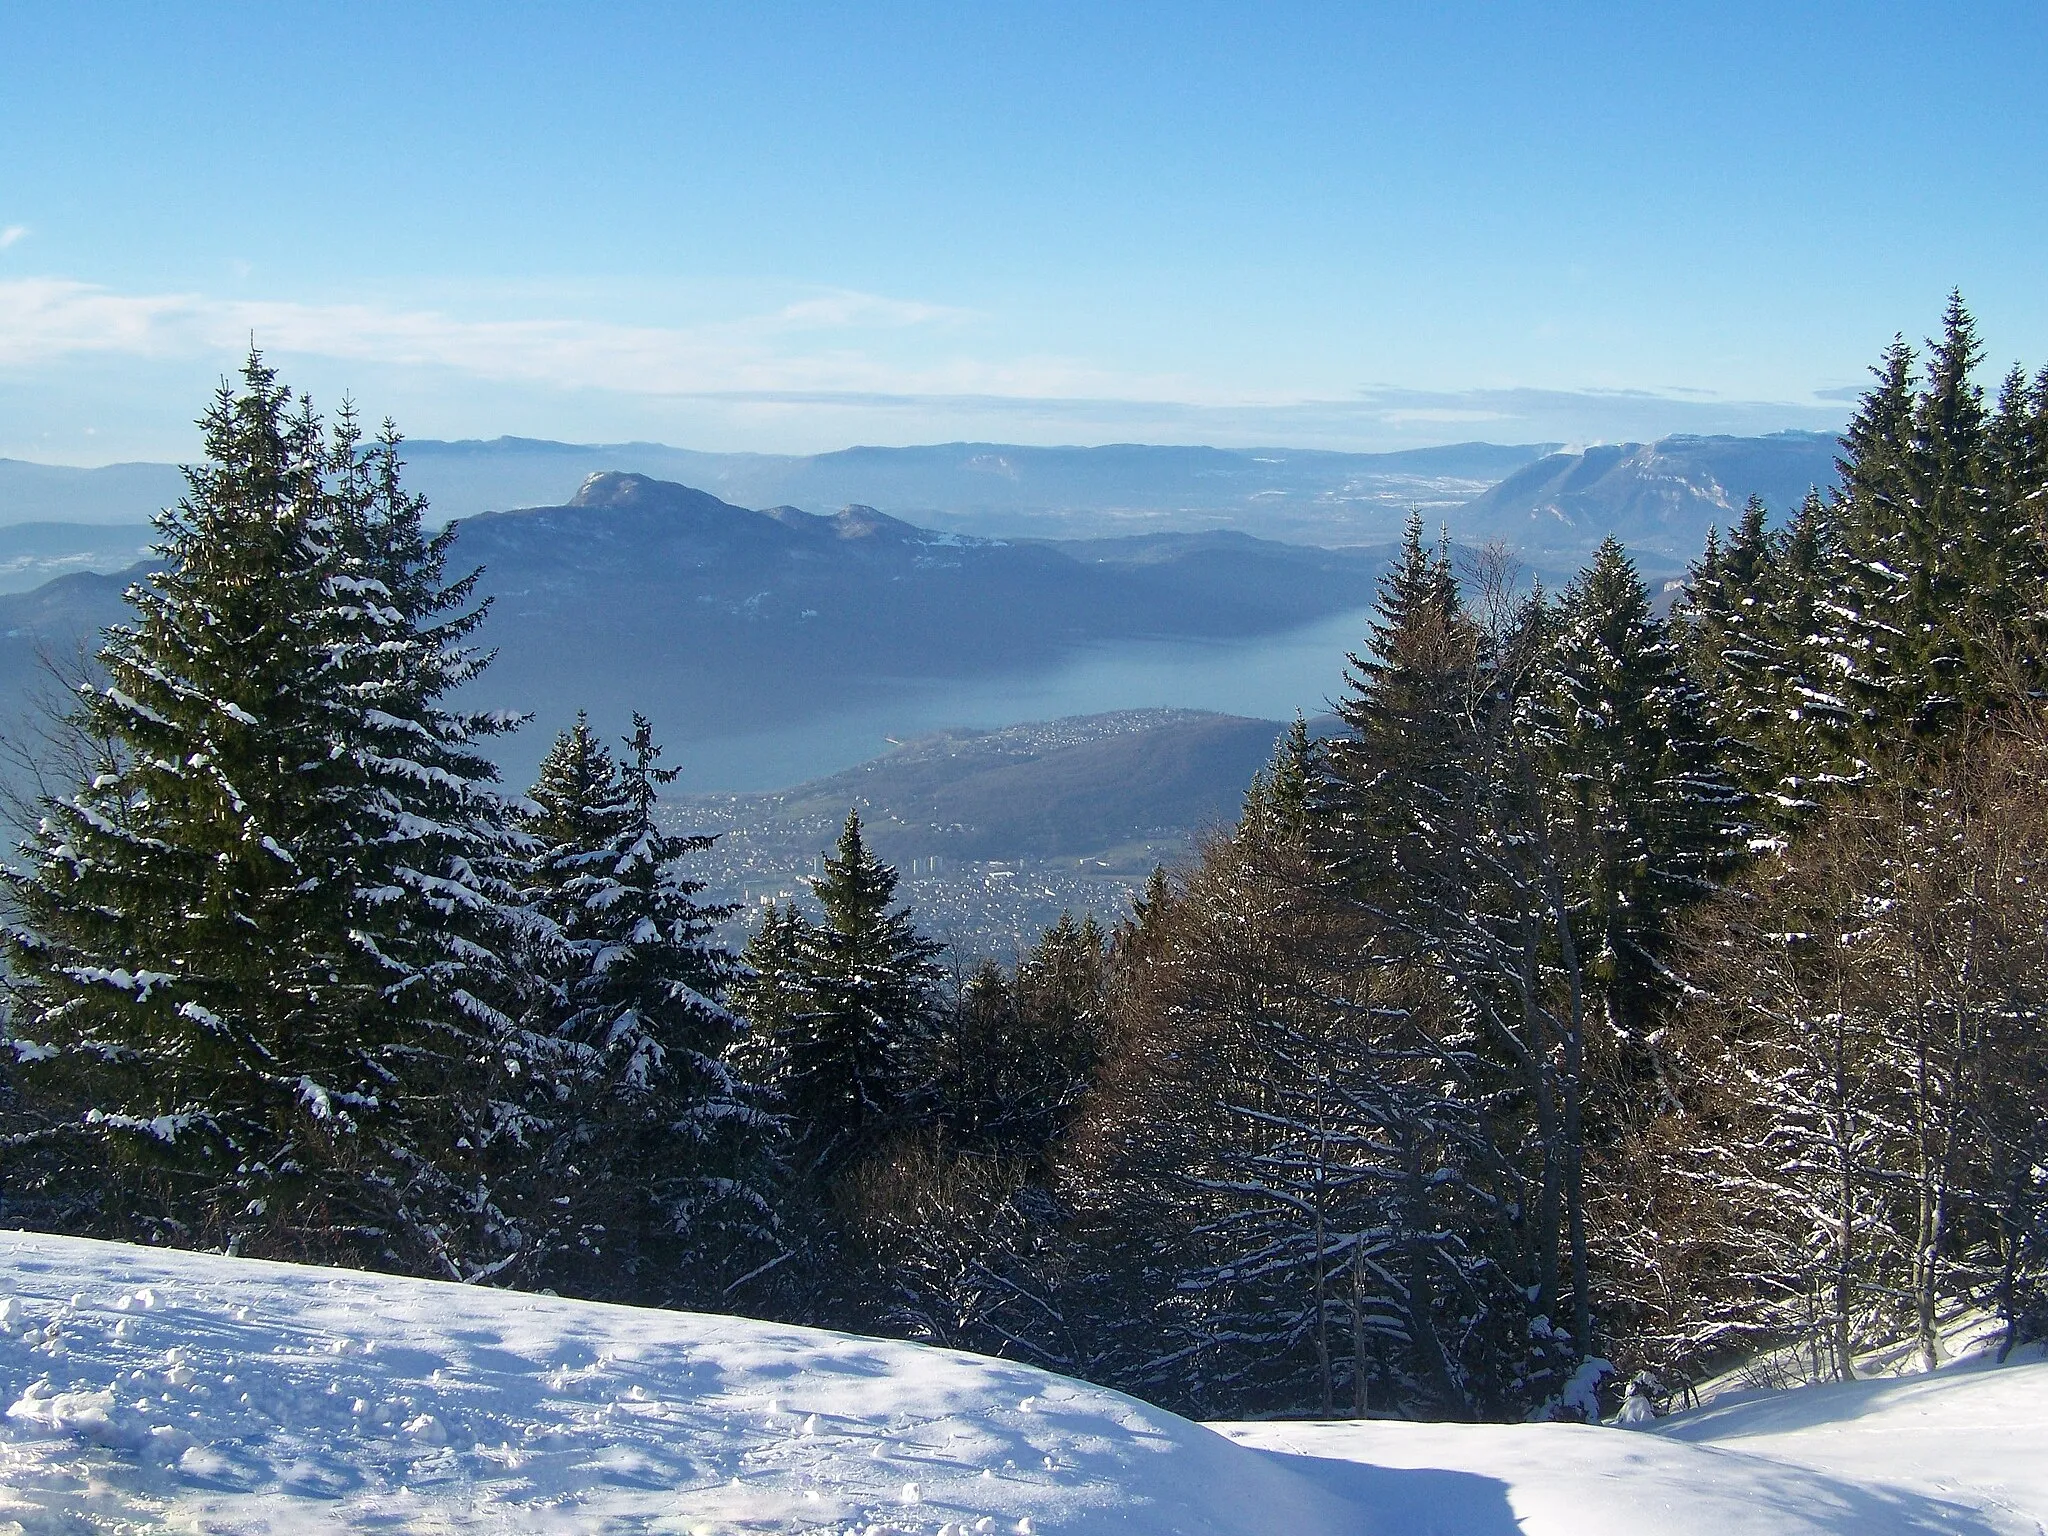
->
(1455, 430), (1837, 557)
(0, 478), (1389, 793)
(449, 473), (1389, 785)
(0, 430), (1840, 560)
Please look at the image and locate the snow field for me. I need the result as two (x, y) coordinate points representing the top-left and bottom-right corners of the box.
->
(1657, 1354), (2048, 1535)
(0, 1232), (1359, 1534)
(0, 1231), (2044, 1534)
(1219, 1410), (2034, 1536)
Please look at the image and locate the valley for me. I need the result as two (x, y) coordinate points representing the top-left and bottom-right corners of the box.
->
(0, 429), (1842, 797)
(671, 709), (1300, 957)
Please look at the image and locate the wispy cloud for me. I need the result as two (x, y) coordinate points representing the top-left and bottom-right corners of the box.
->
(0, 275), (1849, 454)
(767, 292), (969, 330)
(0, 226), (29, 250)
(0, 277), (1072, 400)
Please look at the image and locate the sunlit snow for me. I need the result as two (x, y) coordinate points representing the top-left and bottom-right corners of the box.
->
(0, 1232), (2041, 1534)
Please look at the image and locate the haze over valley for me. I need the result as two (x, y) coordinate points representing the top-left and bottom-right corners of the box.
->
(0, 427), (1849, 949)
(0, 428), (1842, 788)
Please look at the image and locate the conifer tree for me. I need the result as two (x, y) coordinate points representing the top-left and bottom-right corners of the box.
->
(929, 914), (1105, 1158)
(1530, 537), (1739, 1049)
(512, 713), (768, 1302)
(1075, 808), (1539, 1419)
(1007, 911), (1108, 1145)
(734, 810), (946, 1169)
(733, 900), (809, 1054)
(1243, 715), (1321, 841)
(1742, 489), (1858, 811)
(1679, 523), (1726, 643)
(1676, 501), (1784, 807)
(934, 958), (1020, 1147)
(2, 358), (520, 1273)
(1127, 866), (1172, 933)
(320, 410), (536, 1273)
(1332, 512), (1471, 806)
(1818, 295), (2048, 747)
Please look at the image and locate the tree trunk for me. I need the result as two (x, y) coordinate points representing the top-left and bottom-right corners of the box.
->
(1351, 1239), (1370, 1418)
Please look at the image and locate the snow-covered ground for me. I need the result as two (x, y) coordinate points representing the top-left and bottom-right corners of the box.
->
(0, 1230), (2042, 1535)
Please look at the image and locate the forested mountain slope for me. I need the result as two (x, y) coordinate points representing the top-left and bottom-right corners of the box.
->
(443, 472), (1387, 774)
(1454, 431), (1839, 558)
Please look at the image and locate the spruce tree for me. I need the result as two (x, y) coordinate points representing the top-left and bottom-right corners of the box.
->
(1006, 911), (1107, 1148)
(1818, 295), (2048, 748)
(1324, 512), (1484, 903)
(512, 713), (768, 1302)
(1243, 715), (1321, 842)
(321, 410), (535, 1272)
(734, 810), (946, 1169)
(733, 900), (810, 1055)
(2, 358), (519, 1273)
(1703, 487), (1859, 815)
(1334, 512), (1470, 795)
(1673, 525), (1728, 673)
(1530, 536), (1740, 1049)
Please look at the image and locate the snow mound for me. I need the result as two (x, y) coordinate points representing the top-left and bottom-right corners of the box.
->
(1219, 1345), (2048, 1536)
(2, 1231), (2043, 1534)
(1657, 1352), (2048, 1534)
(0, 1232), (1357, 1535)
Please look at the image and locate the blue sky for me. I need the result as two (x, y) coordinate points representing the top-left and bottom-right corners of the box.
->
(3, 2), (2044, 461)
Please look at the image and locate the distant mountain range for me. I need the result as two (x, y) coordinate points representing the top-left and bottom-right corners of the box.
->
(0, 429), (1842, 559)
(1453, 432), (1841, 561)
(0, 439), (1536, 540)
(0, 474), (1389, 790)
(0, 431), (1847, 796)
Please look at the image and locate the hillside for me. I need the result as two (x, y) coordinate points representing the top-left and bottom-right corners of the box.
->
(1, 1231), (2040, 1534)
(0, 523), (155, 595)
(675, 710), (1294, 957)
(0, 562), (144, 729)
(0, 460), (186, 529)
(445, 474), (1385, 784)
(753, 709), (1286, 861)
(1, 439), (1547, 543)
(1455, 431), (1839, 559)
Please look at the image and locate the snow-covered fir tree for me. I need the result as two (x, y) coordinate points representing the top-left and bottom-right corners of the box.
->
(1327, 512), (1473, 844)
(511, 714), (772, 1303)
(1527, 536), (1740, 1061)
(1811, 296), (2048, 754)
(2, 358), (525, 1276)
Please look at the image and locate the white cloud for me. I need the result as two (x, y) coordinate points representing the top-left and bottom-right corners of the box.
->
(0, 226), (29, 250)
(0, 274), (1849, 457)
(0, 276), (1145, 403)
(1379, 407), (1514, 425)
(767, 291), (969, 330)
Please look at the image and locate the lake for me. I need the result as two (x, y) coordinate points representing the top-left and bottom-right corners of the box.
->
(651, 605), (1374, 792)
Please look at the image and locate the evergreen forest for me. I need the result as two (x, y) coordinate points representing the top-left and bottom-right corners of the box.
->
(4, 296), (2047, 1423)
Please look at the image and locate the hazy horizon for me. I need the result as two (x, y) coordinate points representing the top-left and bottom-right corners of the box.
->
(8, 6), (2039, 463)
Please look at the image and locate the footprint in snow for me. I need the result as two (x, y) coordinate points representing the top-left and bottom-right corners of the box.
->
(575, 1445), (680, 1487)
(278, 1457), (358, 1498)
(176, 1443), (270, 1491)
